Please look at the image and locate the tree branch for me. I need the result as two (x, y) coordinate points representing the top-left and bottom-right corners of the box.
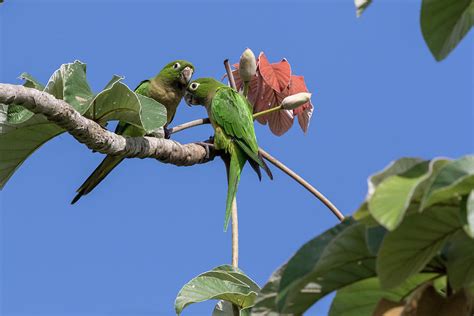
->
(0, 83), (216, 166)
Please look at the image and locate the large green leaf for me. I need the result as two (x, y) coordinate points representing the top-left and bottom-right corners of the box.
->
(328, 274), (437, 316)
(0, 61), (93, 189)
(421, 156), (474, 209)
(421, 0), (474, 61)
(175, 265), (259, 315)
(278, 219), (355, 295)
(250, 264), (292, 316)
(277, 222), (376, 314)
(377, 206), (461, 289)
(461, 190), (474, 237)
(369, 161), (430, 230)
(85, 78), (166, 133)
(367, 158), (424, 199)
(446, 231), (474, 290)
(0, 61), (167, 189)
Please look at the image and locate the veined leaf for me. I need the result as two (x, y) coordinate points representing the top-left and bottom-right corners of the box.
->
(461, 190), (474, 237)
(277, 222), (376, 314)
(446, 230), (474, 290)
(421, 0), (474, 61)
(328, 274), (437, 316)
(250, 264), (292, 316)
(377, 206), (461, 289)
(422, 155), (474, 209)
(0, 61), (93, 189)
(175, 265), (259, 315)
(369, 161), (430, 230)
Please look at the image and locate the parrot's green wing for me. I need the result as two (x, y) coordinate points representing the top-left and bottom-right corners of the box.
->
(134, 79), (150, 96)
(211, 87), (272, 178)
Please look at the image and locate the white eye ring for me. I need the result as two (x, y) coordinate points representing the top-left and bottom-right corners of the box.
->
(173, 62), (180, 69)
(190, 82), (200, 90)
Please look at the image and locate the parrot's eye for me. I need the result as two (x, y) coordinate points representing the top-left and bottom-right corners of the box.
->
(173, 62), (180, 69)
(189, 82), (200, 91)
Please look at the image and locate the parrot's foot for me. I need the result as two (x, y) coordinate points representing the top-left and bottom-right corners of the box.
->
(196, 141), (214, 159)
(164, 127), (172, 139)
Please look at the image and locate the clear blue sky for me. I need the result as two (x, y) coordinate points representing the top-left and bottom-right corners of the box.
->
(0, 1), (472, 315)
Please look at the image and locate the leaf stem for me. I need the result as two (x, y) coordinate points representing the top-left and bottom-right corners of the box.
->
(259, 148), (345, 221)
(252, 105), (282, 120)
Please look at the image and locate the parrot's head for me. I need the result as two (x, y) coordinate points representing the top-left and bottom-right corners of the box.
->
(184, 78), (226, 107)
(159, 60), (195, 88)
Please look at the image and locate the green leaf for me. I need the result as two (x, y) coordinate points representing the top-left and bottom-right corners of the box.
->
(0, 61), (93, 189)
(277, 222), (376, 314)
(367, 157), (425, 199)
(328, 274), (437, 316)
(377, 206), (461, 289)
(365, 225), (387, 255)
(19, 72), (45, 90)
(175, 265), (259, 315)
(86, 79), (166, 133)
(355, 0), (372, 17)
(0, 105), (64, 189)
(213, 300), (251, 316)
(461, 190), (474, 237)
(250, 264), (292, 316)
(421, 0), (474, 61)
(422, 156), (474, 209)
(446, 231), (474, 290)
(279, 218), (355, 295)
(369, 161), (430, 230)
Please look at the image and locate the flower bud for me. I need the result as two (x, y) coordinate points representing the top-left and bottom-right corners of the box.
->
(281, 92), (312, 110)
(239, 48), (257, 83)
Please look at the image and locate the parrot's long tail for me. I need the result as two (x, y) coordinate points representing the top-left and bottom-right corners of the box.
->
(71, 155), (124, 204)
(223, 151), (246, 231)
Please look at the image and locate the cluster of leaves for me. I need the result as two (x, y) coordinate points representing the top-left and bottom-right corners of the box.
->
(0, 61), (167, 189)
(356, 0), (473, 61)
(176, 156), (474, 315)
(232, 52), (314, 136)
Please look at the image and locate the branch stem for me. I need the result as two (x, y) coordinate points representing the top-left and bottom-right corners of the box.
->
(168, 118), (210, 135)
(225, 59), (241, 316)
(259, 148), (345, 221)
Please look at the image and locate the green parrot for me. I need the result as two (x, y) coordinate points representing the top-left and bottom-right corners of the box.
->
(184, 78), (273, 230)
(71, 60), (194, 204)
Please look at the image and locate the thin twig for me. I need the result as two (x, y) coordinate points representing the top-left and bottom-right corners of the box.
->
(168, 118), (210, 135)
(259, 148), (345, 221)
(224, 59), (237, 90)
(225, 59), (241, 316)
(231, 198), (238, 268)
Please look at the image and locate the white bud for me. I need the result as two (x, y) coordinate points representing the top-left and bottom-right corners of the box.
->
(281, 92), (312, 110)
(239, 48), (257, 83)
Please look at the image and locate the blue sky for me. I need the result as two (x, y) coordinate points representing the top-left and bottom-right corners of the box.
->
(0, 1), (472, 315)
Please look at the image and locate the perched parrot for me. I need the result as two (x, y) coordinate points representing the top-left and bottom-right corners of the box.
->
(71, 60), (194, 204)
(184, 78), (273, 230)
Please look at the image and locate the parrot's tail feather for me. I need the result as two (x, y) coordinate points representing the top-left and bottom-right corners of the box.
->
(259, 153), (273, 180)
(71, 156), (124, 204)
(234, 139), (273, 180)
(223, 151), (246, 231)
(248, 160), (262, 181)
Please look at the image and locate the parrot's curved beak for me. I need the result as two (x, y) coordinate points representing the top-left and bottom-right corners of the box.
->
(184, 91), (195, 107)
(180, 66), (193, 85)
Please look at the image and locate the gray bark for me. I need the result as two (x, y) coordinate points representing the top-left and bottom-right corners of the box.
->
(0, 83), (215, 166)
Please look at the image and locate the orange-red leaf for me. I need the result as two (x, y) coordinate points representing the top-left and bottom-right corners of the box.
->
(258, 53), (291, 93)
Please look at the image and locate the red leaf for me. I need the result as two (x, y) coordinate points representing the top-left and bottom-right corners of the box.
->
(258, 53), (291, 93)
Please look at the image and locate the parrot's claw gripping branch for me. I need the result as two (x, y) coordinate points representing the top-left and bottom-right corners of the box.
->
(0, 84), (215, 166)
